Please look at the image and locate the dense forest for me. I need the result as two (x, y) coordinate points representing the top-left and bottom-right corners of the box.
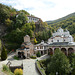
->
(46, 12), (75, 24)
(0, 3), (53, 51)
(0, 3), (75, 52)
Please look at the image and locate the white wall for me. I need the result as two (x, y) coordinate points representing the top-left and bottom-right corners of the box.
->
(27, 16), (39, 23)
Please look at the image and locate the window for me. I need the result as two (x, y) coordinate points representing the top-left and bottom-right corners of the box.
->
(37, 46), (39, 49)
(57, 40), (59, 42)
(64, 39), (65, 42)
(40, 46), (43, 49)
(52, 40), (53, 42)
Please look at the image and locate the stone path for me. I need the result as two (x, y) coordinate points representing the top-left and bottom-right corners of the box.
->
(23, 59), (40, 75)
(0, 53), (49, 75)
(0, 69), (6, 75)
(37, 54), (50, 60)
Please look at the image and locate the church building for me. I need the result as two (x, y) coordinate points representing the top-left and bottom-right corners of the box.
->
(16, 35), (34, 58)
(48, 27), (73, 44)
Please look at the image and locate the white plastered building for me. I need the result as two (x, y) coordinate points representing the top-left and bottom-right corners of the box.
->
(48, 27), (73, 44)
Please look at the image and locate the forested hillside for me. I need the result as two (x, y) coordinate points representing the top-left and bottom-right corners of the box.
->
(49, 16), (75, 41)
(0, 3), (52, 51)
(46, 12), (75, 25)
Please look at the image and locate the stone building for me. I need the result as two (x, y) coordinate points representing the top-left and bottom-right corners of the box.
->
(16, 35), (34, 58)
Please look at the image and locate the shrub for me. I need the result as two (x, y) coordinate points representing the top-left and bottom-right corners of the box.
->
(14, 68), (23, 75)
(36, 51), (41, 57)
(1, 45), (7, 60)
(3, 65), (14, 75)
(30, 55), (36, 59)
(36, 61), (46, 75)
(13, 56), (19, 60)
(3, 65), (9, 71)
(47, 48), (71, 75)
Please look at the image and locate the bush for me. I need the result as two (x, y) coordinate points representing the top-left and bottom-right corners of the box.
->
(30, 55), (36, 59)
(14, 68), (23, 75)
(36, 61), (46, 75)
(1, 45), (7, 60)
(13, 56), (19, 60)
(3, 65), (9, 71)
(36, 51), (41, 57)
(3, 64), (14, 75)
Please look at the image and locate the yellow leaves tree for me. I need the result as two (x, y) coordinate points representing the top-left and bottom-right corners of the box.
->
(14, 68), (23, 75)
(34, 38), (37, 44)
(5, 18), (12, 26)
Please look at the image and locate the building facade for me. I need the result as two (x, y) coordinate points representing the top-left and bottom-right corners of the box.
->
(34, 40), (48, 55)
(35, 28), (75, 56)
(16, 35), (34, 58)
(27, 16), (40, 23)
(16, 28), (75, 58)
(48, 27), (73, 44)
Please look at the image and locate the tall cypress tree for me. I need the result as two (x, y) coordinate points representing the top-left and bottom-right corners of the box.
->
(1, 45), (7, 60)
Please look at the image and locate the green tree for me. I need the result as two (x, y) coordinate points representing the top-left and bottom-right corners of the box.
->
(47, 48), (71, 75)
(0, 4), (10, 23)
(48, 30), (52, 38)
(1, 45), (7, 60)
(30, 21), (35, 31)
(16, 12), (28, 25)
(21, 23), (33, 37)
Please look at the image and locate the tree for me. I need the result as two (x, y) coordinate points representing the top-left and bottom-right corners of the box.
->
(30, 21), (35, 31)
(1, 45), (7, 60)
(47, 48), (71, 75)
(36, 51), (41, 57)
(68, 53), (75, 75)
(34, 38), (37, 44)
(5, 18), (12, 26)
(16, 12), (28, 25)
(0, 4), (10, 23)
(21, 23), (33, 37)
(48, 30), (52, 38)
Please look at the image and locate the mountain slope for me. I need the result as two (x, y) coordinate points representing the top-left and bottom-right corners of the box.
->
(46, 12), (75, 25)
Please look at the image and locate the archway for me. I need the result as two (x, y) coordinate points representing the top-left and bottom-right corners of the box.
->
(54, 48), (59, 53)
(41, 51), (43, 55)
(44, 50), (47, 54)
(48, 48), (53, 55)
(18, 52), (21, 58)
(61, 48), (67, 55)
(68, 48), (74, 55)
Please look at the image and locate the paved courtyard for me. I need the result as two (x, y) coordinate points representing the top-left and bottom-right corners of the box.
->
(23, 59), (40, 75)
(0, 53), (49, 75)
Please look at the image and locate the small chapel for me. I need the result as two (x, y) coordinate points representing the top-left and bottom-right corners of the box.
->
(16, 35), (34, 59)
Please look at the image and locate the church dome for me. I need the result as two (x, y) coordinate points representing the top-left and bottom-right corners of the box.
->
(57, 27), (64, 32)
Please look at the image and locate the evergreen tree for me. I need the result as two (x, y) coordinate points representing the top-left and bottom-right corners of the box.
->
(1, 45), (7, 60)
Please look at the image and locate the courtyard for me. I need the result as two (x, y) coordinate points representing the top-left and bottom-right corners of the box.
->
(0, 52), (49, 75)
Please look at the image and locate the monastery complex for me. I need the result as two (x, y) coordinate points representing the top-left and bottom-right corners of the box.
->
(16, 27), (75, 58)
